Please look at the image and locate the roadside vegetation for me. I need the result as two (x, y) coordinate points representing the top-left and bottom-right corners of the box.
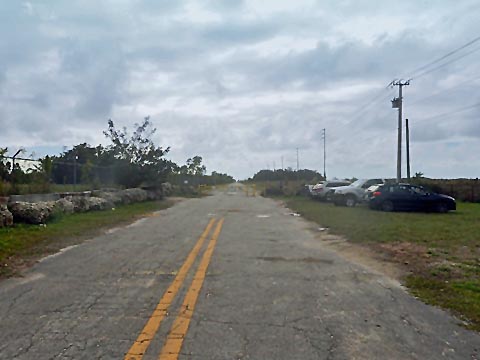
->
(0, 117), (235, 197)
(277, 196), (480, 331)
(0, 199), (173, 278)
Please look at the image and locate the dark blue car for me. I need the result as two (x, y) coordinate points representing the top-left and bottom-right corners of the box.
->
(369, 183), (456, 213)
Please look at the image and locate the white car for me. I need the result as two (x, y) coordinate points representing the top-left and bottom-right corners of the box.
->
(333, 178), (386, 207)
(311, 180), (351, 201)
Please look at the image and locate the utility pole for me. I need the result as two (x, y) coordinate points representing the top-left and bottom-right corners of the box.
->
(296, 148), (299, 171)
(281, 156), (284, 170)
(406, 118), (411, 180)
(391, 80), (410, 183)
(321, 128), (326, 180)
(73, 154), (78, 191)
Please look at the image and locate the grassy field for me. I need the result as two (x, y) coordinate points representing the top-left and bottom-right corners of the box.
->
(0, 200), (173, 277)
(279, 196), (480, 331)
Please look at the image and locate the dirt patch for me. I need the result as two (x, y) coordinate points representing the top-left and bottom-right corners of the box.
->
(374, 242), (434, 271)
(317, 234), (407, 282)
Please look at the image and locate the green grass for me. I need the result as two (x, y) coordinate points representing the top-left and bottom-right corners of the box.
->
(406, 277), (480, 331)
(281, 197), (480, 249)
(0, 200), (173, 277)
(278, 196), (480, 331)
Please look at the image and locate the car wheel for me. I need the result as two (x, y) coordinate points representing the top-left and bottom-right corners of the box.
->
(381, 200), (394, 212)
(436, 202), (448, 213)
(345, 195), (356, 207)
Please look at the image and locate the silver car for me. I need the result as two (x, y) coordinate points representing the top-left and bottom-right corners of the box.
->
(311, 180), (351, 201)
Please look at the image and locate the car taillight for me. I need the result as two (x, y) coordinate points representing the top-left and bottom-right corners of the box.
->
(373, 191), (382, 197)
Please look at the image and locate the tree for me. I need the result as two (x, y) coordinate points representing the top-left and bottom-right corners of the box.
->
(103, 117), (171, 187)
(186, 156), (206, 176)
(0, 148), (10, 181)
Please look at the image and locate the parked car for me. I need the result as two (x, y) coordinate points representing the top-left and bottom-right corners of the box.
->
(333, 178), (385, 207)
(369, 183), (456, 213)
(311, 180), (351, 201)
(310, 182), (324, 197)
(364, 184), (383, 201)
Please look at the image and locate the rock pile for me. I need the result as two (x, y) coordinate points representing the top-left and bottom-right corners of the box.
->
(9, 201), (55, 224)
(4, 184), (171, 226)
(53, 198), (75, 214)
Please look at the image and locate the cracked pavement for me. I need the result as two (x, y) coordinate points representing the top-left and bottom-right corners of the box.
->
(1, 185), (480, 359)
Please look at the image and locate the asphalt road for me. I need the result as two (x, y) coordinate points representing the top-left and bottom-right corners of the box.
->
(1, 184), (479, 359)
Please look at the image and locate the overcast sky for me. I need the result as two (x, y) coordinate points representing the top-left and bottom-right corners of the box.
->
(1, 0), (479, 180)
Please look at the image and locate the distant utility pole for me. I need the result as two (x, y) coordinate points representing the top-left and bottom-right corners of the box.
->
(73, 154), (78, 191)
(321, 128), (326, 180)
(406, 118), (411, 180)
(273, 161), (276, 171)
(296, 148), (299, 171)
(281, 156), (284, 170)
(391, 80), (410, 183)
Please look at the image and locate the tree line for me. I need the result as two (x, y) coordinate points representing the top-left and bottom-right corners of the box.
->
(247, 168), (324, 183)
(0, 118), (234, 195)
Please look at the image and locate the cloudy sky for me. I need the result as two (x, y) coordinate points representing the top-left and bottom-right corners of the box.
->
(1, 0), (479, 180)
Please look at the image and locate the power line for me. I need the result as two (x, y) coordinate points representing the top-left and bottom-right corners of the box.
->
(409, 73), (480, 106)
(404, 35), (480, 80)
(346, 86), (396, 126)
(410, 45), (480, 80)
(418, 101), (480, 122)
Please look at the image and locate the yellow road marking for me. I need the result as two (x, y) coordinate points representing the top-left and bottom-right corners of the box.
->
(124, 218), (217, 360)
(158, 218), (225, 360)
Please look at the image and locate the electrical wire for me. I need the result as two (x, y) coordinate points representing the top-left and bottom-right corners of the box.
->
(404, 35), (480, 80)
(409, 74), (480, 106)
(417, 101), (480, 122)
(410, 45), (480, 80)
(346, 86), (396, 126)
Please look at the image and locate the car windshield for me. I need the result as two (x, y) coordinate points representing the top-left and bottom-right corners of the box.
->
(411, 186), (428, 195)
(350, 180), (364, 187)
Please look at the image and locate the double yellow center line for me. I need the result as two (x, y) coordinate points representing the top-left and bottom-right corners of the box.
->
(125, 217), (225, 360)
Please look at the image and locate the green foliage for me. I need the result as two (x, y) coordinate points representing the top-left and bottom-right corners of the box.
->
(0, 147), (10, 181)
(1, 117), (235, 194)
(248, 169), (324, 183)
(168, 157), (234, 186)
(103, 117), (172, 187)
(185, 156), (206, 176)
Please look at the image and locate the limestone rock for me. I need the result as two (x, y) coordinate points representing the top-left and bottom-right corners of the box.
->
(119, 188), (148, 204)
(87, 197), (111, 211)
(54, 198), (74, 214)
(8, 201), (54, 224)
